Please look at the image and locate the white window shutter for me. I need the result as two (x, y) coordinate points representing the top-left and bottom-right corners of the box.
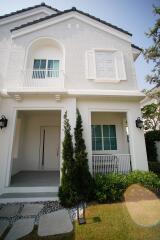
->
(95, 51), (116, 80)
(86, 50), (95, 79)
(114, 51), (126, 81)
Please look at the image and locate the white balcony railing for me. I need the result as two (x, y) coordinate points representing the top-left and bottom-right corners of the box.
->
(92, 154), (132, 176)
(9, 69), (65, 91)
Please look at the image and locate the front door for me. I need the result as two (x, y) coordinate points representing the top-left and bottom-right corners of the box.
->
(40, 126), (60, 170)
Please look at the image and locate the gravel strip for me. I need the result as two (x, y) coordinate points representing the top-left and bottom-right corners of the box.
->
(0, 201), (85, 225)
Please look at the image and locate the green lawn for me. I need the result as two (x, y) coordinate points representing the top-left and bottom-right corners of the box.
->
(74, 203), (160, 240)
(16, 201), (160, 240)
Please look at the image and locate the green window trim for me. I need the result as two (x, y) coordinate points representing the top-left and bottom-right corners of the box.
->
(92, 125), (117, 151)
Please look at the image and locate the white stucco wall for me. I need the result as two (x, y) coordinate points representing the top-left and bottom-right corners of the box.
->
(26, 38), (63, 70)
(1, 16), (137, 91)
(0, 8), (55, 90)
(12, 117), (22, 175)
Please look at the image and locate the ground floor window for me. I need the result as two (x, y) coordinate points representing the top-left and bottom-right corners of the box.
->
(92, 125), (117, 151)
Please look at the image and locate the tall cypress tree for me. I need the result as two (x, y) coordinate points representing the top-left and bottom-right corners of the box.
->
(58, 111), (77, 207)
(143, 6), (160, 85)
(74, 109), (93, 203)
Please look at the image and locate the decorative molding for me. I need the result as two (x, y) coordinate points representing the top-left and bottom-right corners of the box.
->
(55, 94), (61, 101)
(14, 94), (22, 101)
(3, 88), (145, 99)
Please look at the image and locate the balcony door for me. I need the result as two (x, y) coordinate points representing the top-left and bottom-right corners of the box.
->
(40, 126), (60, 170)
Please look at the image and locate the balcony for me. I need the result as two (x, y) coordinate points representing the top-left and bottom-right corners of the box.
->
(5, 69), (65, 93)
(22, 69), (64, 90)
(4, 38), (65, 94)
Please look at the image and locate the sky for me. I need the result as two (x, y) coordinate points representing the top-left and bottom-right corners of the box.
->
(0, 0), (159, 90)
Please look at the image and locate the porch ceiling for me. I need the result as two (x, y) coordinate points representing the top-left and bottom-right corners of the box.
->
(18, 110), (61, 117)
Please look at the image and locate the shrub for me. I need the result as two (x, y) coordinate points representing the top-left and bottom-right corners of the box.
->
(94, 171), (160, 203)
(94, 173), (128, 203)
(59, 110), (94, 207)
(127, 170), (160, 191)
(74, 109), (94, 203)
(148, 161), (160, 175)
(58, 112), (77, 207)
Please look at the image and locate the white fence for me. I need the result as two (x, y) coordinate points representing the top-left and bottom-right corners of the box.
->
(92, 154), (132, 176)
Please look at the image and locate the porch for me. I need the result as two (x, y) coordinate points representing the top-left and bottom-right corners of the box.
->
(9, 110), (61, 188)
(91, 111), (132, 175)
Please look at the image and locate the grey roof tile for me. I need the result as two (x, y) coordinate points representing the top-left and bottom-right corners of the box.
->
(10, 6), (132, 36)
(0, 2), (60, 20)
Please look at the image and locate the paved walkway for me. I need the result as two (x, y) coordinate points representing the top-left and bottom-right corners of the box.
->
(5, 219), (34, 240)
(38, 209), (73, 237)
(0, 201), (73, 239)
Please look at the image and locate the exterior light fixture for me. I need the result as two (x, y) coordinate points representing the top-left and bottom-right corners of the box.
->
(77, 202), (86, 225)
(135, 117), (143, 129)
(0, 115), (8, 129)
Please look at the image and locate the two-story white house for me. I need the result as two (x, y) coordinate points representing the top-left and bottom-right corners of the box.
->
(0, 3), (148, 200)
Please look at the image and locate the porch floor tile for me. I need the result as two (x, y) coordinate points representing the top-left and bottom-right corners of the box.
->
(10, 171), (60, 187)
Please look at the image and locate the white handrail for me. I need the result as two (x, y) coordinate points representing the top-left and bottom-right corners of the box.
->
(92, 154), (132, 175)
(19, 69), (65, 89)
(28, 69), (61, 79)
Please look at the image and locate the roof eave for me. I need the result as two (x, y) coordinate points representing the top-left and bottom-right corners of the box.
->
(131, 44), (142, 60)
(0, 3), (60, 21)
(10, 7), (132, 38)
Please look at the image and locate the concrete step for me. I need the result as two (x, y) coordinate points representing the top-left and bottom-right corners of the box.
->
(0, 192), (58, 203)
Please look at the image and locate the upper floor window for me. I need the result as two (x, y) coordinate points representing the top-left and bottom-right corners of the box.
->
(92, 125), (117, 151)
(86, 49), (126, 82)
(33, 59), (59, 78)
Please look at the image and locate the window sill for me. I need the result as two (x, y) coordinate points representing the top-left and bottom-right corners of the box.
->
(94, 78), (120, 83)
(92, 150), (118, 153)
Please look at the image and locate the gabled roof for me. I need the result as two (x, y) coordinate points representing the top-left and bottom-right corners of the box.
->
(0, 2), (60, 20)
(10, 7), (132, 36)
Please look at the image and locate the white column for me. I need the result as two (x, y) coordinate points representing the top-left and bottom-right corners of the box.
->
(127, 104), (148, 171)
(0, 99), (17, 194)
(86, 111), (92, 174)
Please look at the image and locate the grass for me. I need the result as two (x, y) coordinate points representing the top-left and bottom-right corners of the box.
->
(15, 201), (160, 240)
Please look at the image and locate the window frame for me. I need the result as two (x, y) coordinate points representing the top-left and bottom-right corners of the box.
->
(33, 59), (47, 70)
(32, 58), (60, 79)
(92, 124), (117, 151)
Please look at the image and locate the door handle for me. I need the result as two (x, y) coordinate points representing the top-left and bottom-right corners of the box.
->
(57, 147), (59, 158)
